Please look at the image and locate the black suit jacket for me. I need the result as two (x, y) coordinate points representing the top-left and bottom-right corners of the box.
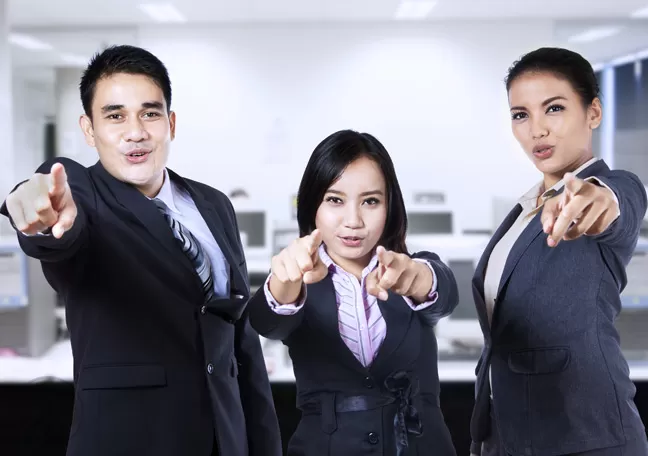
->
(0, 157), (282, 456)
(470, 160), (648, 456)
(248, 251), (459, 456)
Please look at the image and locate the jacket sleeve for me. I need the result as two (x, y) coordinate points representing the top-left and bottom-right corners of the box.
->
(410, 250), (459, 327)
(247, 281), (306, 341)
(589, 170), (647, 250)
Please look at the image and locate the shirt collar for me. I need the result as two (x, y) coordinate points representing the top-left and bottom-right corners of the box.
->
(518, 157), (600, 207)
(151, 169), (181, 215)
(318, 244), (379, 279)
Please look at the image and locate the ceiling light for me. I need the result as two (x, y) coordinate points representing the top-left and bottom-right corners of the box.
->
(395, 1), (437, 20)
(138, 3), (186, 23)
(9, 33), (53, 51)
(567, 26), (621, 43)
(60, 53), (89, 67)
(630, 5), (648, 17)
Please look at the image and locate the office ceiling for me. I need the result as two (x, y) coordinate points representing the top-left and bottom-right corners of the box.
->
(7, 0), (648, 25)
(7, 1), (648, 82)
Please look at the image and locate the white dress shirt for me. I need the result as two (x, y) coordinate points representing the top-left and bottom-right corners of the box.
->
(152, 169), (230, 298)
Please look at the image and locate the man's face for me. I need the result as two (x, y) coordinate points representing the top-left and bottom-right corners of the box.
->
(79, 72), (175, 197)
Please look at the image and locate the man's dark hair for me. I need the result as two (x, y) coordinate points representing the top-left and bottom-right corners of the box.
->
(80, 44), (172, 119)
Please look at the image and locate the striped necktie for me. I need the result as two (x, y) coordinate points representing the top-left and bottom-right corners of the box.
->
(153, 198), (215, 303)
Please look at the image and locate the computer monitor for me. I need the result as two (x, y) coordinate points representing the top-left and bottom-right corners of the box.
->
(236, 211), (266, 248)
(434, 256), (485, 348)
(406, 208), (454, 236)
(233, 206), (272, 272)
(446, 259), (480, 320)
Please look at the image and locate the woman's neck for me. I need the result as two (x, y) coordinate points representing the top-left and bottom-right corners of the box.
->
(325, 247), (373, 281)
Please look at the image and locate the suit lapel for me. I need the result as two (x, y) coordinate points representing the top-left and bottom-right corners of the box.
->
(494, 159), (610, 302)
(370, 292), (414, 374)
(471, 158), (611, 332)
(91, 162), (197, 281)
(496, 211), (543, 299)
(169, 172), (248, 296)
(472, 204), (522, 334)
(307, 277), (368, 375)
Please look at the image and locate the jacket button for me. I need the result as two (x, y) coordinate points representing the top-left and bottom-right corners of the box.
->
(207, 363), (214, 374)
(363, 376), (374, 388)
(367, 432), (379, 444)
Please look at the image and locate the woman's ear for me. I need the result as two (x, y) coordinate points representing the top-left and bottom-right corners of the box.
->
(588, 98), (602, 130)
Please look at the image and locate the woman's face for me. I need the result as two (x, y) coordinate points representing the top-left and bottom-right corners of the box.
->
(508, 71), (602, 188)
(315, 156), (387, 275)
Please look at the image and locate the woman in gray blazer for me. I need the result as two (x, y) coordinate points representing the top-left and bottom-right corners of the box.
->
(470, 47), (648, 456)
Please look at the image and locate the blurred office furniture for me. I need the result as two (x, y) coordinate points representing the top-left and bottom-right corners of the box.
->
(408, 234), (489, 355)
(491, 197), (519, 232)
(0, 238), (57, 357)
(290, 194), (297, 220)
(618, 238), (648, 361)
(228, 188), (250, 200)
(413, 191), (446, 205)
(406, 204), (455, 236)
(234, 204), (272, 292)
(272, 220), (299, 256)
(405, 202), (488, 355)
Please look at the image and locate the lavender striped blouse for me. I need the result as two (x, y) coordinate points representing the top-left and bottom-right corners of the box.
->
(263, 245), (439, 367)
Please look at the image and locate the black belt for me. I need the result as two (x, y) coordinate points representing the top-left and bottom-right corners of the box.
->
(299, 371), (423, 456)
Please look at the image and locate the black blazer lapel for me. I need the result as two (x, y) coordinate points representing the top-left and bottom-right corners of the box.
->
(90, 162), (198, 282)
(307, 277), (368, 375)
(370, 292), (415, 376)
(168, 170), (248, 296)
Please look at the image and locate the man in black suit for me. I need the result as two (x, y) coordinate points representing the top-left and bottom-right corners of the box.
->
(0, 45), (282, 456)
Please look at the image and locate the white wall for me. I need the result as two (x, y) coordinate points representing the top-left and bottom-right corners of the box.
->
(138, 21), (554, 231)
(0, 0), (12, 214)
(55, 67), (97, 167)
(12, 67), (56, 176)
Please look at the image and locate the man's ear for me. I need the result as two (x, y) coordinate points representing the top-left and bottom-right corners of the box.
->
(79, 114), (95, 147)
(169, 111), (176, 141)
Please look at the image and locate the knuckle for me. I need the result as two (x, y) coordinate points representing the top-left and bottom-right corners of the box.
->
(35, 200), (53, 214)
(25, 213), (40, 225)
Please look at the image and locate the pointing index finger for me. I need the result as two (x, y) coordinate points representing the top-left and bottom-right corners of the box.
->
(306, 229), (323, 255)
(376, 246), (395, 267)
(49, 163), (68, 197)
(563, 173), (584, 196)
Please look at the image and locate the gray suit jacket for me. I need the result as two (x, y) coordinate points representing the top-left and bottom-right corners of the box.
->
(470, 160), (648, 456)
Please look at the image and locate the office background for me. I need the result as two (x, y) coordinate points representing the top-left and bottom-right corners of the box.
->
(0, 0), (647, 454)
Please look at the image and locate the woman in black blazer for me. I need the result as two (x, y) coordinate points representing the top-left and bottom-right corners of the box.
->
(470, 47), (648, 456)
(248, 130), (459, 456)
